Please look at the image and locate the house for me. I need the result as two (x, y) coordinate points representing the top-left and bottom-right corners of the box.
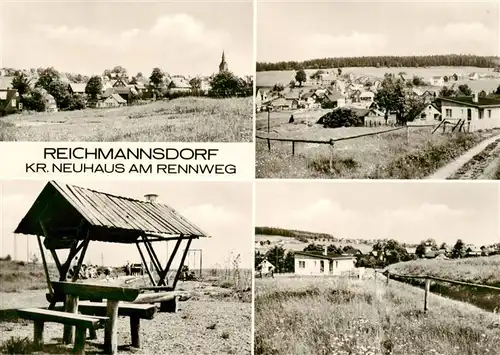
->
(97, 93), (127, 108)
(414, 102), (442, 124)
(429, 76), (445, 86)
(256, 259), (275, 276)
(39, 89), (58, 112)
(342, 248), (363, 256)
(68, 83), (86, 96)
(440, 93), (500, 131)
(322, 91), (346, 108)
(301, 91), (317, 108)
(169, 76), (191, 93)
(0, 76), (14, 90)
(269, 97), (288, 110)
(320, 73), (336, 86)
(112, 78), (128, 88)
(420, 90), (438, 104)
(294, 249), (356, 276)
(0, 89), (20, 115)
(284, 92), (300, 109)
(255, 89), (269, 112)
(469, 72), (480, 81)
(359, 91), (375, 106)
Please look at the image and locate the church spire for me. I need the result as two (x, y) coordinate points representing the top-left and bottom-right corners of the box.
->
(219, 50), (228, 72)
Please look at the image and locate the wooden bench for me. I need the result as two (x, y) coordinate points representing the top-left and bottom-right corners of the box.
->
(76, 301), (157, 348)
(17, 308), (108, 355)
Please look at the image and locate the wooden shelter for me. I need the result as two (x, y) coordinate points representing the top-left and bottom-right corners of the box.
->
(14, 180), (210, 307)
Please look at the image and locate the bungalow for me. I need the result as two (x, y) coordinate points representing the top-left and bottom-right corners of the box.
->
(0, 89), (20, 115)
(269, 97), (288, 110)
(294, 249), (356, 276)
(256, 259), (275, 277)
(429, 76), (445, 86)
(440, 93), (500, 131)
(415, 102), (442, 124)
(284, 92), (300, 109)
(97, 93), (127, 108)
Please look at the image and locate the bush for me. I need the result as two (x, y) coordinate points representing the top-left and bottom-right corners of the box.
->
(0, 337), (35, 354)
(318, 108), (364, 128)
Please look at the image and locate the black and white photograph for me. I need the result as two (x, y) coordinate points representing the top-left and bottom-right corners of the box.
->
(255, 1), (500, 179)
(0, 1), (253, 142)
(0, 180), (252, 354)
(254, 181), (500, 354)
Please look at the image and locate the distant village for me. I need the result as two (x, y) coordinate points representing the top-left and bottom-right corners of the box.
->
(256, 68), (500, 131)
(0, 51), (252, 116)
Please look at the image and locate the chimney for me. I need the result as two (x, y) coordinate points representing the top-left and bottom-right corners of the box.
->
(144, 194), (158, 203)
(472, 92), (479, 103)
(323, 245), (328, 256)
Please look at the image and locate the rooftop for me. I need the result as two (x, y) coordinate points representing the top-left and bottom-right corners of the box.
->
(441, 96), (500, 108)
(294, 251), (356, 261)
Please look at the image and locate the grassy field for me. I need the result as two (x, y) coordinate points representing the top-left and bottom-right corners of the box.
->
(256, 119), (500, 178)
(257, 66), (500, 92)
(255, 275), (500, 355)
(0, 97), (252, 142)
(387, 256), (500, 286)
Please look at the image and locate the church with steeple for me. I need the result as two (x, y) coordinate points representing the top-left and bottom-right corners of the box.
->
(219, 51), (229, 72)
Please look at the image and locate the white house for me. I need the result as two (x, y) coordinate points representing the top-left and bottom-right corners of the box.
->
(469, 72), (480, 81)
(440, 93), (500, 131)
(414, 102), (442, 125)
(256, 259), (275, 276)
(97, 93), (127, 108)
(294, 250), (356, 276)
(429, 76), (445, 86)
(359, 91), (375, 106)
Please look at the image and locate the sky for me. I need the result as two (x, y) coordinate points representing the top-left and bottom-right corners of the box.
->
(255, 181), (499, 246)
(0, 180), (253, 269)
(1, 0), (253, 77)
(257, 1), (499, 62)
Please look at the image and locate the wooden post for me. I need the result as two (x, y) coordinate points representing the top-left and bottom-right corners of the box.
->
(329, 144), (334, 173)
(104, 300), (120, 355)
(424, 278), (431, 312)
(63, 295), (79, 344)
(406, 125), (409, 144)
(158, 237), (183, 286)
(36, 235), (53, 296)
(173, 238), (193, 289)
(73, 326), (86, 355)
(130, 316), (141, 348)
(72, 238), (90, 282)
(386, 271), (390, 286)
(292, 141), (295, 156)
(136, 243), (156, 286)
(267, 138), (271, 151)
(267, 109), (270, 134)
(33, 321), (44, 348)
(160, 296), (180, 313)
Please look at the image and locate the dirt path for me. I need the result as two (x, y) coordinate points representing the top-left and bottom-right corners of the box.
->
(426, 133), (500, 179)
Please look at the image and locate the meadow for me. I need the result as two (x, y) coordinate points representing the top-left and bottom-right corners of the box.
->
(0, 97), (252, 142)
(256, 115), (500, 178)
(256, 66), (500, 92)
(387, 255), (500, 286)
(255, 274), (500, 355)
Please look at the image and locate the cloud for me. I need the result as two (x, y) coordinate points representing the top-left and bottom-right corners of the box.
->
(299, 32), (388, 59)
(32, 13), (231, 52)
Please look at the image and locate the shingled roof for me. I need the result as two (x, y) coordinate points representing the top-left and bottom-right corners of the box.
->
(14, 181), (210, 243)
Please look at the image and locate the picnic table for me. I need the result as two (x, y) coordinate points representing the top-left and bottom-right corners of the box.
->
(52, 281), (142, 355)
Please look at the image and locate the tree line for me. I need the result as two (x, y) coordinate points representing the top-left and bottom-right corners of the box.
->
(257, 55), (499, 72)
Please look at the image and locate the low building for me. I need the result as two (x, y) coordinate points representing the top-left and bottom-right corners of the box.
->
(414, 102), (442, 124)
(97, 93), (127, 108)
(440, 94), (500, 131)
(256, 259), (275, 276)
(429, 76), (445, 86)
(68, 83), (86, 96)
(294, 249), (356, 276)
(0, 89), (20, 115)
(322, 91), (346, 108)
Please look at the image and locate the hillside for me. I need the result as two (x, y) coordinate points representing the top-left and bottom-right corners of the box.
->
(387, 255), (500, 287)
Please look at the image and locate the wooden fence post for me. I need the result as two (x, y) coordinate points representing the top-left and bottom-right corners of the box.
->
(267, 138), (271, 151)
(386, 271), (390, 286)
(424, 278), (431, 312)
(292, 141), (295, 156)
(406, 126), (409, 144)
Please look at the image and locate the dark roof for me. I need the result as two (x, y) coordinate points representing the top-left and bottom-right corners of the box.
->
(441, 96), (500, 108)
(14, 181), (209, 243)
(294, 251), (356, 261)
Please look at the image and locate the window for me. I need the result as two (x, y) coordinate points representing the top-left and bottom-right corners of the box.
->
(320, 260), (324, 272)
(11, 99), (16, 107)
(488, 110), (492, 118)
(298, 261), (305, 268)
(335, 261), (338, 268)
(479, 110), (484, 119)
(445, 109), (452, 118)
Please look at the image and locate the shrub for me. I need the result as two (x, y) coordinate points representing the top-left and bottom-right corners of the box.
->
(0, 337), (35, 354)
(318, 108), (364, 128)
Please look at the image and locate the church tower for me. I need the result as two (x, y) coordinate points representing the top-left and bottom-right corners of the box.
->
(219, 51), (228, 72)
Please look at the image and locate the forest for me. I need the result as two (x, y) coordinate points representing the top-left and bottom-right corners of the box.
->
(256, 54), (500, 72)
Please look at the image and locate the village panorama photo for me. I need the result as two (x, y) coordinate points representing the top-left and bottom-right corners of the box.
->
(0, 1), (253, 142)
(255, 1), (500, 179)
(254, 180), (500, 355)
(0, 180), (252, 354)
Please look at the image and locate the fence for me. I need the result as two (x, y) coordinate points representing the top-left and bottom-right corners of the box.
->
(375, 270), (500, 312)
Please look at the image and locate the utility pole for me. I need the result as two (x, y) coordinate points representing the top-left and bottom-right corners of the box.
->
(101, 252), (104, 266)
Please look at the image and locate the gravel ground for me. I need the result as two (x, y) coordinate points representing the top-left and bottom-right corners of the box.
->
(0, 280), (251, 355)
